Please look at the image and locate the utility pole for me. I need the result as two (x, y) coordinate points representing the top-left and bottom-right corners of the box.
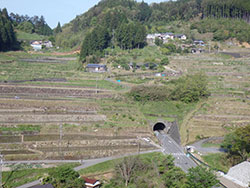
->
(0, 154), (3, 188)
(95, 77), (98, 94)
(59, 124), (63, 159)
(137, 140), (140, 155)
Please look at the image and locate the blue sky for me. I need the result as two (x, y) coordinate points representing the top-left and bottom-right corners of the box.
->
(0, 0), (166, 28)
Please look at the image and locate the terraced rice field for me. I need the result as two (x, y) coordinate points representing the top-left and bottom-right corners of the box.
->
(0, 53), (156, 161)
(171, 48), (250, 144)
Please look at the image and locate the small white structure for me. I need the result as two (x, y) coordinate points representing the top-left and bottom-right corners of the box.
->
(174, 34), (187, 40)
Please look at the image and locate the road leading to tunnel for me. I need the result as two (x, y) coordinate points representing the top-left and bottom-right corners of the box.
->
(155, 131), (197, 172)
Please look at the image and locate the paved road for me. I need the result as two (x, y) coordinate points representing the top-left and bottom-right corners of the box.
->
(16, 149), (161, 188)
(4, 160), (80, 165)
(190, 137), (226, 154)
(155, 131), (197, 172)
(16, 180), (41, 188)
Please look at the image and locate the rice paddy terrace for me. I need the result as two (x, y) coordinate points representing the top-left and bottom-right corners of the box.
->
(171, 48), (250, 144)
(0, 53), (155, 161)
(0, 47), (249, 160)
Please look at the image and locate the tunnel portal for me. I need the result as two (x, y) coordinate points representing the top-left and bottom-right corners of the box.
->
(153, 122), (166, 131)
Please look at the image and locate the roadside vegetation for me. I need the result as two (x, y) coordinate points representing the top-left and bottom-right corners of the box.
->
(2, 163), (79, 188)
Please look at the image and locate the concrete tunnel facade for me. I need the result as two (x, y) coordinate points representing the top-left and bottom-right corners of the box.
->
(153, 122), (166, 132)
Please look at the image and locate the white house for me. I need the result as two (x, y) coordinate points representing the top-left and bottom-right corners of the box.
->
(30, 40), (53, 51)
(30, 41), (42, 51)
(174, 34), (187, 40)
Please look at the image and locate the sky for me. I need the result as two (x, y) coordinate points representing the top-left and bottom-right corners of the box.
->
(0, 0), (166, 28)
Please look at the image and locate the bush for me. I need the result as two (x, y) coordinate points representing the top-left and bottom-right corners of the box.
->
(129, 85), (171, 102)
(160, 57), (169, 65)
(170, 73), (210, 103)
(129, 73), (210, 103)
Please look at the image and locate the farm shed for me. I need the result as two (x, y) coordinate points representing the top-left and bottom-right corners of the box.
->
(86, 64), (107, 73)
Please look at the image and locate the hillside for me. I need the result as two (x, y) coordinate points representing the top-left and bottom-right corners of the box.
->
(55, 0), (250, 49)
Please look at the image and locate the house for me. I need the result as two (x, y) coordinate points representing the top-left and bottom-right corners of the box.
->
(43, 41), (53, 48)
(83, 177), (101, 188)
(30, 40), (43, 51)
(163, 32), (174, 40)
(222, 161), (250, 188)
(86, 64), (107, 73)
(174, 34), (187, 40)
(194, 40), (205, 46)
(30, 184), (54, 188)
(30, 40), (53, 51)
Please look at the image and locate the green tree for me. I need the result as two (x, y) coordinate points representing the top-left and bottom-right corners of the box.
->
(42, 167), (85, 188)
(155, 37), (163, 46)
(186, 167), (219, 188)
(0, 8), (18, 51)
(221, 125), (250, 164)
(160, 57), (169, 65)
(171, 73), (210, 103)
(17, 21), (35, 33)
(54, 22), (62, 34)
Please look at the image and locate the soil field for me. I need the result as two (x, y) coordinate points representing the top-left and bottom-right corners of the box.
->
(0, 84), (112, 99)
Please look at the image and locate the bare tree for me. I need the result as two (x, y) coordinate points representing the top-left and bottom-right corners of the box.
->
(115, 156), (139, 187)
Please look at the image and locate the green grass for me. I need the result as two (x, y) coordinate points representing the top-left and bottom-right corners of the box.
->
(201, 142), (221, 148)
(17, 30), (46, 41)
(140, 101), (196, 123)
(202, 153), (230, 173)
(3, 163), (80, 188)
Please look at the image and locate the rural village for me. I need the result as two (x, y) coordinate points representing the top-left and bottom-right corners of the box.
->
(0, 0), (250, 188)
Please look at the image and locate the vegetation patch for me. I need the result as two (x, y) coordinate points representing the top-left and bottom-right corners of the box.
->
(2, 163), (79, 188)
(202, 153), (230, 173)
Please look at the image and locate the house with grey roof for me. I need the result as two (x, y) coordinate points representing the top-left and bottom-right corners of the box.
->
(222, 161), (250, 188)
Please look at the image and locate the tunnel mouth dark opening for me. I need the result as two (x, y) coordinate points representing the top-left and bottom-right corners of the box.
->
(153, 122), (166, 132)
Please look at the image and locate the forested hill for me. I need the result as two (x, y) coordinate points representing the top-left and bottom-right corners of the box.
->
(56, 0), (250, 48)
(0, 8), (18, 51)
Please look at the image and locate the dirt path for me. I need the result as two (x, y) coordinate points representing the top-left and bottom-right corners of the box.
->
(180, 100), (207, 145)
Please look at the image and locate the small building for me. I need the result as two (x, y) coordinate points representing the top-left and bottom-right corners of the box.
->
(86, 64), (107, 73)
(164, 32), (174, 40)
(174, 34), (187, 40)
(222, 161), (250, 188)
(43, 41), (53, 48)
(194, 40), (205, 46)
(30, 40), (53, 51)
(30, 40), (43, 51)
(83, 177), (101, 188)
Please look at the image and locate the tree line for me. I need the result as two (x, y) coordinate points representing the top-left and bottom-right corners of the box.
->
(79, 9), (146, 62)
(57, 0), (250, 49)
(10, 12), (53, 36)
(201, 0), (250, 22)
(0, 8), (18, 51)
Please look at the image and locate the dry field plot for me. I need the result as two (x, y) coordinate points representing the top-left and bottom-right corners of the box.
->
(171, 50), (250, 144)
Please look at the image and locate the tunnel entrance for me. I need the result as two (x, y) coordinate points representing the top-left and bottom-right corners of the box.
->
(153, 122), (166, 131)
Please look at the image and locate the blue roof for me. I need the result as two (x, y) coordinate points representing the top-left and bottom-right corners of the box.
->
(86, 64), (106, 68)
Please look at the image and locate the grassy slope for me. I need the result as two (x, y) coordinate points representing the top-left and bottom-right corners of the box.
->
(16, 30), (46, 41)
